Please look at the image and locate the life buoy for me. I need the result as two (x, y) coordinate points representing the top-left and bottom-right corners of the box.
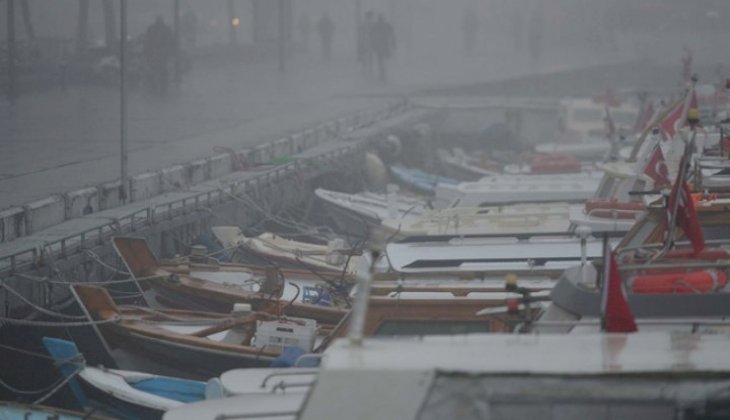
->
(530, 154), (581, 174)
(630, 269), (728, 294)
(584, 199), (644, 219)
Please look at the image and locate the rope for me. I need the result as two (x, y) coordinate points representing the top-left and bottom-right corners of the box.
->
(33, 367), (82, 405)
(14, 272), (161, 286)
(0, 315), (120, 328)
(85, 250), (130, 276)
(0, 344), (56, 361)
(0, 354), (83, 399)
(0, 279), (86, 320)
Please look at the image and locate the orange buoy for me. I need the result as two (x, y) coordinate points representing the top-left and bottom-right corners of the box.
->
(630, 269), (727, 294)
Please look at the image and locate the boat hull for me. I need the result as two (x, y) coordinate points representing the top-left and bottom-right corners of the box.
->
(106, 327), (273, 379)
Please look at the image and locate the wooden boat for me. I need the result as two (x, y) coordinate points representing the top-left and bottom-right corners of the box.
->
(43, 337), (207, 419)
(73, 285), (323, 378)
(43, 337), (318, 420)
(113, 237), (349, 326)
(210, 226), (361, 275)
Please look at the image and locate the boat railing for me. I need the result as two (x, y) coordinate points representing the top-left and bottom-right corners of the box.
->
(211, 410), (302, 419)
(584, 207), (645, 219)
(396, 230), (625, 244)
(618, 238), (730, 258)
(260, 369), (318, 391)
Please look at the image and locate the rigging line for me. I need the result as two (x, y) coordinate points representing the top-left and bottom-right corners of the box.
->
(0, 279), (86, 320)
(85, 250), (130, 276)
(0, 343), (55, 361)
(32, 367), (83, 405)
(0, 376), (66, 396)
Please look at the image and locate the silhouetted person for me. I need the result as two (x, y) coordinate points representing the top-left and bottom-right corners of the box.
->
(462, 10), (478, 53)
(181, 8), (198, 51)
(298, 13), (311, 52)
(316, 12), (335, 61)
(527, 11), (543, 62)
(371, 13), (395, 81)
(358, 11), (376, 75)
(510, 10), (523, 51)
(143, 16), (174, 94)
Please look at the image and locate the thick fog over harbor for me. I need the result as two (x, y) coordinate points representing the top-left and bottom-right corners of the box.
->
(3, 1), (730, 419)
(2, 1), (730, 208)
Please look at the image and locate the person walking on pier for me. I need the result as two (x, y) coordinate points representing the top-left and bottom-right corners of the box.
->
(371, 13), (395, 82)
(317, 12), (335, 61)
(143, 16), (175, 94)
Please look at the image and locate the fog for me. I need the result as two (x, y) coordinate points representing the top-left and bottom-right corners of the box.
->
(1, 0), (730, 207)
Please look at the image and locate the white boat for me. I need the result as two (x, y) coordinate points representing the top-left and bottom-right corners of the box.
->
(314, 187), (429, 238)
(535, 97), (639, 159)
(298, 333), (730, 420)
(566, 161), (650, 233)
(43, 337), (319, 419)
(383, 234), (613, 276)
(211, 226), (361, 274)
(372, 202), (573, 247)
(435, 175), (601, 207)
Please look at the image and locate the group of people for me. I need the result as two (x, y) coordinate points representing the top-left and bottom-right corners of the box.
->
(358, 12), (396, 81)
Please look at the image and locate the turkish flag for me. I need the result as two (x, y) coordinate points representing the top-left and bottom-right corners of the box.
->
(659, 90), (698, 139)
(602, 250), (638, 333)
(659, 101), (683, 139)
(667, 179), (705, 255)
(642, 145), (671, 188)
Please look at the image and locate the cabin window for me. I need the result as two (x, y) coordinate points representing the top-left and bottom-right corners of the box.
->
(374, 320), (490, 336)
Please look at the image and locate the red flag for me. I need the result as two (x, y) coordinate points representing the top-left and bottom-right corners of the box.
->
(642, 145), (671, 188)
(659, 101), (683, 139)
(666, 179), (705, 255)
(659, 89), (697, 139)
(602, 250), (638, 333)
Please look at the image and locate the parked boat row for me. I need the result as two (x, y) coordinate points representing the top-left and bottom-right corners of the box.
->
(12, 77), (730, 419)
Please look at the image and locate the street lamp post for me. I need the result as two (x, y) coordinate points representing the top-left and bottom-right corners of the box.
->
(119, 0), (128, 202)
(6, 0), (17, 104)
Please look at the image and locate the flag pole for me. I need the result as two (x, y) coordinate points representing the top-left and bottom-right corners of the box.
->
(628, 97), (682, 161)
(656, 128), (697, 259)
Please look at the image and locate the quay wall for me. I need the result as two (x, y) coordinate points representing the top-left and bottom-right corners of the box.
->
(0, 102), (439, 320)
